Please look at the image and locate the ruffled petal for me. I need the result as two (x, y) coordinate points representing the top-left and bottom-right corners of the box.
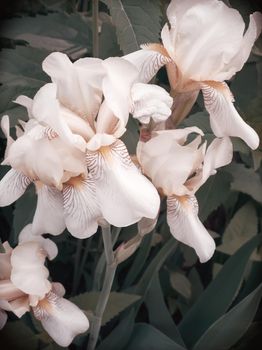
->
(167, 195), (215, 263)
(10, 242), (51, 298)
(31, 83), (88, 151)
(42, 52), (104, 121)
(33, 291), (89, 347)
(187, 137), (233, 192)
(32, 184), (65, 236)
(165, 0), (245, 81)
(217, 12), (262, 80)
(19, 224), (58, 260)
(0, 169), (31, 207)
(1, 115), (14, 158)
(0, 280), (25, 301)
(6, 132), (65, 187)
(101, 57), (138, 129)
(86, 140), (160, 226)
(14, 95), (33, 118)
(202, 82), (259, 149)
(124, 45), (171, 83)
(137, 130), (204, 196)
(131, 83), (172, 123)
(63, 176), (100, 238)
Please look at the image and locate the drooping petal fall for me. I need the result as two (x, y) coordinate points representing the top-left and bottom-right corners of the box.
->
(201, 81), (259, 149)
(33, 291), (89, 347)
(63, 176), (101, 238)
(86, 140), (160, 227)
(0, 169), (31, 207)
(167, 195), (216, 263)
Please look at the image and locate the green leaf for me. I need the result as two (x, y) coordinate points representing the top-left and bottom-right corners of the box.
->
(193, 284), (262, 350)
(97, 309), (136, 350)
(12, 185), (37, 245)
(178, 234), (262, 348)
(123, 231), (153, 288)
(170, 271), (191, 299)
(1, 321), (38, 350)
(145, 273), (186, 346)
(126, 323), (186, 350)
(135, 237), (178, 296)
(217, 202), (259, 257)
(102, 0), (162, 54)
(225, 163), (262, 203)
(196, 170), (232, 221)
(71, 292), (140, 325)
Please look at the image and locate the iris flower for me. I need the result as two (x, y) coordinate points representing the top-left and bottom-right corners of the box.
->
(0, 225), (89, 346)
(137, 127), (233, 262)
(0, 52), (173, 238)
(125, 0), (261, 149)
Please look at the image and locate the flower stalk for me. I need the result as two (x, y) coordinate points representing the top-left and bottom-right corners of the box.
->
(87, 223), (117, 350)
(92, 0), (99, 57)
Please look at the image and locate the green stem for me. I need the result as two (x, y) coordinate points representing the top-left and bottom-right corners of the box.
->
(75, 237), (93, 291)
(87, 224), (117, 350)
(92, 0), (99, 57)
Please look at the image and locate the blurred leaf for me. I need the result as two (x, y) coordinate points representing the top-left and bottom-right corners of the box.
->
(126, 323), (186, 350)
(225, 163), (262, 203)
(1, 12), (92, 58)
(196, 171), (232, 221)
(102, 0), (162, 54)
(145, 273), (186, 346)
(183, 111), (212, 133)
(71, 291), (140, 325)
(1, 321), (38, 350)
(217, 202), (258, 257)
(99, 12), (121, 59)
(179, 234), (262, 348)
(170, 271), (191, 299)
(193, 283), (262, 350)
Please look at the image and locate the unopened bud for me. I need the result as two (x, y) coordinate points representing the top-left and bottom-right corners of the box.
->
(114, 235), (142, 264)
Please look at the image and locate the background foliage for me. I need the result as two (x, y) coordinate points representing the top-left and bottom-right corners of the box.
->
(0, 0), (261, 349)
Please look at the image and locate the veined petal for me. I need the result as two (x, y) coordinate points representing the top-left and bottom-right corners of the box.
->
(63, 176), (100, 238)
(0, 169), (31, 207)
(32, 183), (65, 236)
(10, 242), (51, 298)
(33, 291), (89, 347)
(131, 83), (172, 123)
(167, 195), (215, 263)
(124, 45), (171, 83)
(0, 309), (7, 329)
(19, 224), (58, 261)
(202, 82), (259, 149)
(86, 140), (160, 226)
